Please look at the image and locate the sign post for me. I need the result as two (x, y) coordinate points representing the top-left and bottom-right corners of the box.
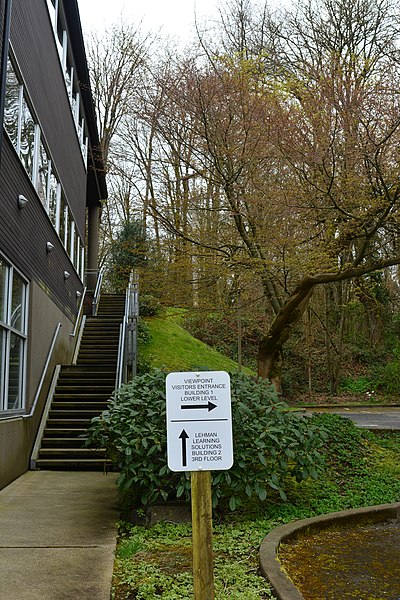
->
(166, 371), (233, 600)
(191, 470), (214, 599)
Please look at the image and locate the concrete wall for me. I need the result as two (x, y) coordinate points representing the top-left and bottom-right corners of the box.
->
(26, 282), (76, 408)
(0, 282), (78, 490)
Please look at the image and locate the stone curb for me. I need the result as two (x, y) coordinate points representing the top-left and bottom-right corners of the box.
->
(259, 502), (400, 600)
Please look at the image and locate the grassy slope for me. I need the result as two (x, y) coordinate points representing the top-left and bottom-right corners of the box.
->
(141, 309), (255, 376)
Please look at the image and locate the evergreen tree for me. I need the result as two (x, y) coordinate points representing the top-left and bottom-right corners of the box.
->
(109, 220), (147, 292)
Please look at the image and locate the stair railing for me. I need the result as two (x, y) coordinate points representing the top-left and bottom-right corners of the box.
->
(115, 271), (139, 389)
(70, 286), (87, 363)
(91, 266), (105, 316)
(23, 323), (62, 421)
(29, 364), (61, 468)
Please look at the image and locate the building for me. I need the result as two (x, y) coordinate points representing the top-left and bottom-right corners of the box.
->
(0, 0), (106, 489)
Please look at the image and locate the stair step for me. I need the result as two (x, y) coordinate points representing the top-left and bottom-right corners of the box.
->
(53, 392), (112, 399)
(55, 384), (115, 391)
(84, 323), (121, 327)
(51, 401), (108, 410)
(76, 361), (117, 367)
(41, 437), (89, 448)
(80, 342), (118, 346)
(44, 428), (88, 437)
(80, 337), (119, 340)
(35, 458), (112, 471)
(49, 410), (105, 419)
(53, 392), (112, 406)
(47, 418), (93, 427)
(77, 352), (117, 360)
(38, 448), (106, 459)
(54, 386), (115, 393)
(59, 369), (116, 377)
(78, 349), (118, 354)
(79, 341), (119, 346)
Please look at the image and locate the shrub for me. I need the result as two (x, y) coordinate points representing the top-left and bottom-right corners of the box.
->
(137, 320), (151, 345)
(339, 375), (373, 395)
(86, 371), (327, 510)
(140, 294), (163, 317)
(374, 360), (400, 395)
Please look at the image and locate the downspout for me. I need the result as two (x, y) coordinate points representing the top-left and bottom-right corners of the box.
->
(0, 0), (12, 170)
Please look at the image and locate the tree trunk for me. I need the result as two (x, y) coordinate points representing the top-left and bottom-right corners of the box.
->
(257, 280), (315, 389)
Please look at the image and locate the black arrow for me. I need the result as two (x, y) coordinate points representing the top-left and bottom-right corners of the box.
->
(181, 401), (217, 412)
(179, 430), (189, 467)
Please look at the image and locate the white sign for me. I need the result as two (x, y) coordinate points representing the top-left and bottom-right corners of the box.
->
(166, 371), (233, 472)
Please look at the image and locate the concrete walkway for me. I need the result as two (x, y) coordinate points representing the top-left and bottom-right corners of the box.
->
(0, 471), (119, 600)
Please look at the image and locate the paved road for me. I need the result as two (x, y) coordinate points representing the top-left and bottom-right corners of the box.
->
(306, 406), (400, 430)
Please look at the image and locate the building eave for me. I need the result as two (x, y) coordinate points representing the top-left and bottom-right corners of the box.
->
(63, 0), (107, 207)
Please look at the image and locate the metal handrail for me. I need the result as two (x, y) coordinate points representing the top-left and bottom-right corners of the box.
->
(70, 286), (87, 338)
(115, 322), (126, 389)
(115, 271), (139, 389)
(30, 364), (61, 467)
(72, 315), (86, 365)
(115, 285), (129, 389)
(23, 322), (62, 419)
(92, 266), (105, 316)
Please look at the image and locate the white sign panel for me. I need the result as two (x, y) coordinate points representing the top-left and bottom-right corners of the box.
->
(166, 371), (233, 472)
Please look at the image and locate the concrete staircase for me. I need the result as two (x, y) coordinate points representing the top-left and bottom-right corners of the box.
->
(35, 293), (125, 470)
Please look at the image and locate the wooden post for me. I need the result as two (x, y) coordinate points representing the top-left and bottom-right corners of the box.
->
(191, 470), (214, 600)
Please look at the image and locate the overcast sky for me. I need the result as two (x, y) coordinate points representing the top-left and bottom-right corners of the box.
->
(77, 0), (220, 41)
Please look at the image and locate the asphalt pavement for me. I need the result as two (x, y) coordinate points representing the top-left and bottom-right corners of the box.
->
(306, 405), (400, 430)
(0, 470), (119, 600)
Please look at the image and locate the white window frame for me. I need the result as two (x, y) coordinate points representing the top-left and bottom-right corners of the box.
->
(55, 184), (61, 234)
(69, 220), (75, 261)
(63, 205), (68, 249)
(80, 246), (85, 281)
(0, 257), (28, 415)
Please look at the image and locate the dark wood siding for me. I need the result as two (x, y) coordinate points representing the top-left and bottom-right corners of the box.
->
(0, 137), (82, 319)
(9, 0), (87, 240)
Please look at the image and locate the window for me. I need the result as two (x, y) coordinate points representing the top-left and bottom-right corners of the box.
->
(0, 258), (28, 414)
(5, 58), (37, 181)
(37, 141), (49, 207)
(45, 0), (88, 165)
(19, 97), (35, 179)
(80, 245), (85, 281)
(75, 237), (80, 275)
(4, 58), (20, 148)
(59, 192), (67, 245)
(48, 168), (58, 227)
(4, 55), (84, 281)
(46, 0), (56, 31)
(69, 219), (75, 261)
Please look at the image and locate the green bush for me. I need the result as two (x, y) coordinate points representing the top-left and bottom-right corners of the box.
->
(137, 320), (151, 345)
(140, 294), (163, 317)
(339, 375), (373, 394)
(87, 371), (327, 510)
(374, 360), (400, 395)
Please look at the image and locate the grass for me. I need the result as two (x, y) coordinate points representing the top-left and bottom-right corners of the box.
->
(140, 308), (255, 376)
